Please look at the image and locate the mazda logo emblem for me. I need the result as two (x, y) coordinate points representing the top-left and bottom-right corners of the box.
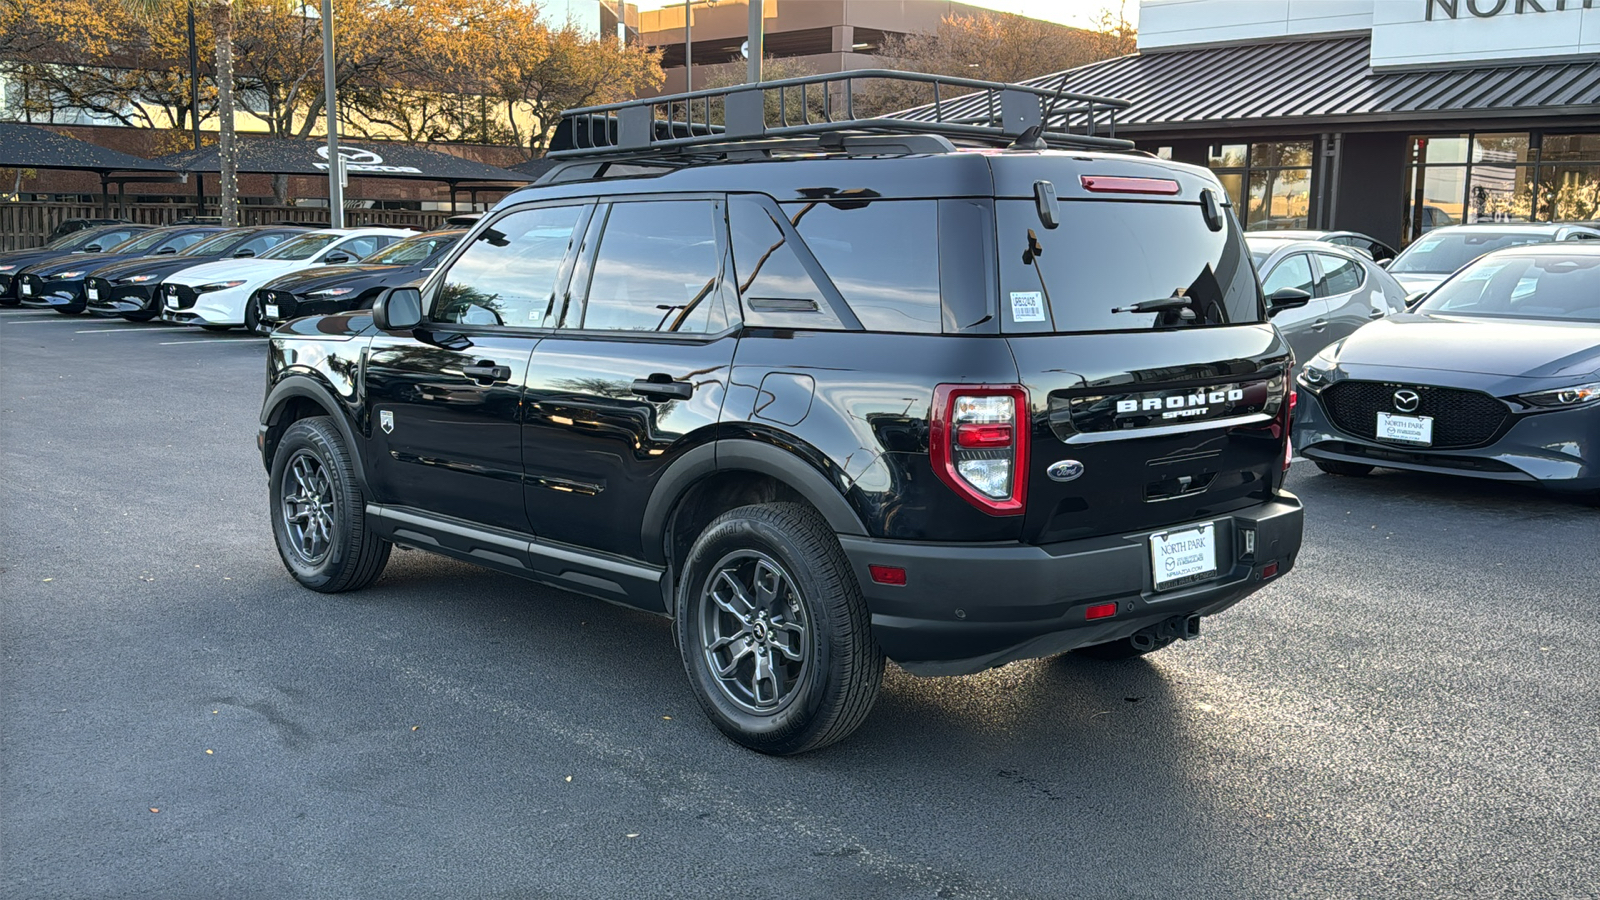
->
(1393, 389), (1421, 413)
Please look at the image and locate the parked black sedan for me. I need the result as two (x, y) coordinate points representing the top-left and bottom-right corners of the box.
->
(17, 226), (225, 314)
(1295, 244), (1600, 500)
(251, 229), (463, 332)
(85, 226), (310, 321)
(0, 223), (152, 306)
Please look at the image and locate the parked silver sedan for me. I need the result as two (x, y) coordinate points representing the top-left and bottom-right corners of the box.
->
(1247, 237), (1409, 365)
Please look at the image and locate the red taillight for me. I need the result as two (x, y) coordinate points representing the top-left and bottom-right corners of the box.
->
(1283, 389), (1298, 472)
(1262, 562), (1280, 579)
(868, 565), (907, 586)
(1080, 175), (1182, 195)
(1085, 602), (1117, 621)
(930, 384), (1029, 515)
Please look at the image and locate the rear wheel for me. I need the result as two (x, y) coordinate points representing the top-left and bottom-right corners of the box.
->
(675, 502), (883, 755)
(269, 416), (390, 592)
(1314, 459), (1375, 477)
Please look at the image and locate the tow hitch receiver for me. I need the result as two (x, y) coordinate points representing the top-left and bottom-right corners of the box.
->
(1130, 615), (1202, 651)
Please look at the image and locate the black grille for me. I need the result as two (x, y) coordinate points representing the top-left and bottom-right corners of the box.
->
(1321, 381), (1510, 449)
(163, 283), (198, 309)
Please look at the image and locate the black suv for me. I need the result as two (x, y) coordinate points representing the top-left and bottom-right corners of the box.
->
(258, 73), (1304, 754)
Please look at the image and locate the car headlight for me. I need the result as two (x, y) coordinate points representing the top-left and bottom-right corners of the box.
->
(1299, 341), (1344, 389)
(124, 274), (158, 283)
(1519, 382), (1600, 408)
(308, 287), (354, 297)
(0, 265), (14, 272)
(196, 280), (246, 293)
(54, 270), (85, 279)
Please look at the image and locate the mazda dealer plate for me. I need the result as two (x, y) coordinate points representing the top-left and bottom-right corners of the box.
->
(264, 304), (279, 318)
(1376, 412), (1433, 446)
(86, 285), (99, 300)
(20, 281), (31, 296)
(1150, 522), (1218, 591)
(165, 291), (179, 309)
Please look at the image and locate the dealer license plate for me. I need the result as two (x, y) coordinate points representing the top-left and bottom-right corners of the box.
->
(86, 285), (99, 300)
(165, 293), (179, 309)
(1376, 412), (1433, 446)
(264, 303), (279, 318)
(1150, 522), (1218, 592)
(20, 281), (31, 296)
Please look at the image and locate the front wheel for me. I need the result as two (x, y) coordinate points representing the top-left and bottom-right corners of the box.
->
(122, 310), (157, 322)
(1314, 459), (1375, 477)
(269, 416), (390, 592)
(54, 303), (85, 315)
(675, 503), (884, 755)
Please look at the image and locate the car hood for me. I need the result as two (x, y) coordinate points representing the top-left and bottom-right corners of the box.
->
(89, 254), (225, 282)
(1390, 273), (1450, 295)
(1335, 314), (1600, 378)
(165, 257), (304, 287)
(262, 264), (411, 295)
(28, 250), (153, 276)
(0, 248), (93, 271)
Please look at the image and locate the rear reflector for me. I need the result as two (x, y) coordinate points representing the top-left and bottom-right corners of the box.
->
(868, 565), (907, 586)
(1085, 602), (1117, 620)
(1262, 562), (1279, 579)
(1080, 175), (1182, 195)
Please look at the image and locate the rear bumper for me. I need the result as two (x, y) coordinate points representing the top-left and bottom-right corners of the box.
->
(839, 493), (1303, 676)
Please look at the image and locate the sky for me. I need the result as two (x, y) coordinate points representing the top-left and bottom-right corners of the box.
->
(629, 1), (1140, 31)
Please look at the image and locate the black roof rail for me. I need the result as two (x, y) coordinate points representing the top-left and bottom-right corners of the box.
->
(546, 69), (1133, 161)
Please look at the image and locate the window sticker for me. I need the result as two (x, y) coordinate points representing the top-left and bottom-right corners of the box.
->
(1010, 291), (1046, 322)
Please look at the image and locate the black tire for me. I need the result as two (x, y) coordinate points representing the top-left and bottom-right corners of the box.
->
(1074, 635), (1176, 660)
(244, 297), (260, 333)
(122, 310), (157, 322)
(54, 303), (85, 315)
(269, 416), (390, 592)
(200, 323), (234, 332)
(675, 502), (884, 755)
(1314, 459), (1375, 477)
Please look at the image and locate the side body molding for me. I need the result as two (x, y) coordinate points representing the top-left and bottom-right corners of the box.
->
(640, 438), (869, 566)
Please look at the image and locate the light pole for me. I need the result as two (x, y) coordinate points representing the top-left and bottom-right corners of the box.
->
(187, 2), (203, 218)
(746, 0), (763, 84)
(321, 0), (344, 228)
(684, 0), (692, 92)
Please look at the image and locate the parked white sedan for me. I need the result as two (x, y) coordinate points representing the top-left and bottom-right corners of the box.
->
(159, 227), (412, 330)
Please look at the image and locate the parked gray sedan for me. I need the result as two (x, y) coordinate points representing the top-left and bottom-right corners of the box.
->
(1247, 237), (1408, 365)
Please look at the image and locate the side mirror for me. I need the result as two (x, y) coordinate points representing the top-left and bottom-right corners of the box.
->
(1375, 258), (1391, 269)
(1404, 290), (1429, 310)
(156, 247), (177, 255)
(1266, 287), (1312, 317)
(322, 253), (350, 265)
(84, 244), (102, 252)
(233, 249), (256, 258)
(372, 286), (423, 331)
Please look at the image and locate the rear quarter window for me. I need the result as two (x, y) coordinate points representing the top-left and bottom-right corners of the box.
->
(786, 200), (941, 334)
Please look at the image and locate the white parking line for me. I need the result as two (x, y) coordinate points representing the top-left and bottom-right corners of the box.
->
(157, 337), (267, 345)
(0, 317), (86, 324)
(74, 327), (160, 334)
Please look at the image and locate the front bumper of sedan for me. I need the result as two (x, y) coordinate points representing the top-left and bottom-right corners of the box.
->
(16, 278), (84, 309)
(158, 282), (249, 326)
(1295, 372), (1599, 493)
(84, 278), (157, 316)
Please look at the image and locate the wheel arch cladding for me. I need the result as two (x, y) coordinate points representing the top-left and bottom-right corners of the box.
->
(260, 376), (370, 492)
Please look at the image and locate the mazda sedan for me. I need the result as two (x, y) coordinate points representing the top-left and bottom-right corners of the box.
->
(1294, 244), (1600, 500)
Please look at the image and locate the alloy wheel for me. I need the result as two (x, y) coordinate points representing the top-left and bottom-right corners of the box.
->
(280, 450), (336, 564)
(698, 550), (811, 714)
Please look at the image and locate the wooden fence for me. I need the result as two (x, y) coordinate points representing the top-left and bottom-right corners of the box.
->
(1, 202), (461, 251)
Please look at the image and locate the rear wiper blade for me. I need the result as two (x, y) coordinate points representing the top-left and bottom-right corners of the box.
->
(1110, 296), (1195, 318)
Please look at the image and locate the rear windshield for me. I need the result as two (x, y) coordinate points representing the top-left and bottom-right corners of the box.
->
(998, 200), (1262, 333)
(1419, 253), (1600, 322)
(1390, 231), (1552, 274)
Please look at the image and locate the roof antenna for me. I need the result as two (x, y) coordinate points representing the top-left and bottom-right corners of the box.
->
(1009, 125), (1047, 151)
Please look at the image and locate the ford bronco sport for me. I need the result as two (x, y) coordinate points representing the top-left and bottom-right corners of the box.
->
(258, 72), (1304, 754)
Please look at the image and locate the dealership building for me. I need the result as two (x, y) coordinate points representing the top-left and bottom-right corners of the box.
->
(1033, 0), (1600, 248)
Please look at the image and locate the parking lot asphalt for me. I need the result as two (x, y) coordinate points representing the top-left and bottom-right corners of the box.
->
(2, 307), (1597, 900)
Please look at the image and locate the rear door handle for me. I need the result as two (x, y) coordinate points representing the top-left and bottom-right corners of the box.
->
(461, 361), (512, 384)
(1312, 318), (1328, 331)
(631, 375), (694, 401)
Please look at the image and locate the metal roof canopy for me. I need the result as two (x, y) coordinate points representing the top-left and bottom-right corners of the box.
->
(902, 37), (1600, 134)
(149, 136), (531, 185)
(0, 121), (181, 173)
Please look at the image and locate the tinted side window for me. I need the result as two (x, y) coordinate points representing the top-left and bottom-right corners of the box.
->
(579, 200), (728, 333)
(727, 196), (842, 330)
(1263, 253), (1315, 295)
(786, 200), (940, 333)
(334, 236), (385, 260)
(1315, 252), (1364, 296)
(433, 205), (585, 327)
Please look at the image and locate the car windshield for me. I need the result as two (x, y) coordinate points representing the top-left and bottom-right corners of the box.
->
(1000, 199), (1264, 333)
(1390, 231), (1553, 274)
(180, 231), (252, 257)
(45, 229), (114, 251)
(364, 233), (458, 265)
(1419, 253), (1600, 322)
(262, 233), (340, 261)
(107, 230), (177, 254)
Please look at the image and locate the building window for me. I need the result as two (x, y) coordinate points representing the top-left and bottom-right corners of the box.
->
(1207, 141), (1313, 231)
(1402, 131), (1600, 245)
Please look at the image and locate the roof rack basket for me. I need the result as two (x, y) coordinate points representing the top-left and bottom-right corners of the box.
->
(547, 70), (1132, 160)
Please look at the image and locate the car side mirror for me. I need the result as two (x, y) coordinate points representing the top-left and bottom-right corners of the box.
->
(84, 244), (102, 252)
(233, 249), (256, 258)
(322, 253), (350, 265)
(156, 247), (177, 255)
(1404, 290), (1429, 310)
(372, 286), (423, 331)
(1375, 258), (1391, 269)
(1266, 287), (1312, 317)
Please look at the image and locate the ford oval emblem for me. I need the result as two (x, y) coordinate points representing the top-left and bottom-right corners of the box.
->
(1047, 459), (1085, 482)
